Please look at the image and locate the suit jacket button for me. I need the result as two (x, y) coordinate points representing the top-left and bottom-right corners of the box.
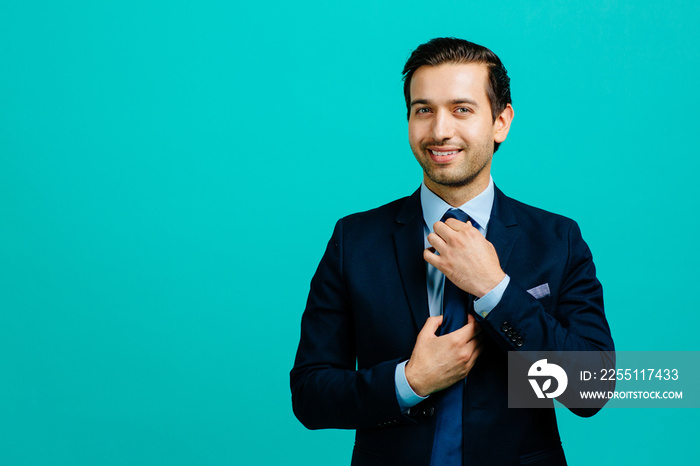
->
(501, 322), (511, 331)
(515, 339), (524, 347)
(422, 406), (435, 418)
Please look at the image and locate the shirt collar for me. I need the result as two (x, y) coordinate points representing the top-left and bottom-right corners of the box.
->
(420, 176), (495, 235)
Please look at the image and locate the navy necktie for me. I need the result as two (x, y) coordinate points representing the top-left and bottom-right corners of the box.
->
(431, 208), (472, 465)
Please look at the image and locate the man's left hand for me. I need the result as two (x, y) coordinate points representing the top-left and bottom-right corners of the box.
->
(424, 219), (506, 298)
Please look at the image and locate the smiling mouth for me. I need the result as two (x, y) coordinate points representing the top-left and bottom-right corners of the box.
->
(427, 148), (462, 163)
(428, 149), (461, 156)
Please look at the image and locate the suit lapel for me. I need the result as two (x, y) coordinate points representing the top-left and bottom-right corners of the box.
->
(393, 189), (430, 332)
(487, 186), (519, 271)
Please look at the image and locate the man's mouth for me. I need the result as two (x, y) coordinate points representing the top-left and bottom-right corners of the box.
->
(427, 148), (462, 163)
(428, 149), (461, 156)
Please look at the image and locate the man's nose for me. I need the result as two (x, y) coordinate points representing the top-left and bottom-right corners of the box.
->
(430, 110), (455, 141)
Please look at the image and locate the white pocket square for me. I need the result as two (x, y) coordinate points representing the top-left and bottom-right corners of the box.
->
(526, 283), (550, 299)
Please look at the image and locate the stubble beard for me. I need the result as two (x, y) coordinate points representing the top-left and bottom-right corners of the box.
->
(416, 145), (492, 189)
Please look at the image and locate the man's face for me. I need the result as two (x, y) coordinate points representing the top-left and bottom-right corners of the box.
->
(408, 63), (510, 192)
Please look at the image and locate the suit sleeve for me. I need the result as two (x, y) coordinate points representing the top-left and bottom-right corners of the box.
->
(477, 220), (615, 415)
(290, 219), (406, 430)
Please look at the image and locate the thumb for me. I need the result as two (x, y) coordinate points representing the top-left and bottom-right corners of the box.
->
(419, 315), (443, 338)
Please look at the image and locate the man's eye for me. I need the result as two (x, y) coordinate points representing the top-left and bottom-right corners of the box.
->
(416, 108), (431, 114)
(456, 107), (471, 114)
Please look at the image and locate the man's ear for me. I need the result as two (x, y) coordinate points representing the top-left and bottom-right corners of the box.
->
(494, 104), (514, 144)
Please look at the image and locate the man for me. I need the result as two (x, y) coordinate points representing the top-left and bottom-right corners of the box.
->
(291, 37), (614, 466)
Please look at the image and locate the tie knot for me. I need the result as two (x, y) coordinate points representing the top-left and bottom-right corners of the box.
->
(441, 208), (470, 223)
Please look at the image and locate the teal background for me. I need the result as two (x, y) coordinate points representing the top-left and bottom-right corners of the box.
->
(1, 0), (699, 464)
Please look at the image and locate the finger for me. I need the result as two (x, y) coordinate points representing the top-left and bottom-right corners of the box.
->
(443, 217), (467, 230)
(433, 220), (458, 240)
(446, 322), (477, 342)
(465, 342), (483, 369)
(462, 314), (481, 338)
(466, 314), (483, 336)
(460, 220), (478, 231)
(423, 247), (443, 269)
(448, 317), (482, 341)
(466, 334), (483, 352)
(419, 315), (443, 338)
(449, 220), (482, 241)
(426, 231), (447, 251)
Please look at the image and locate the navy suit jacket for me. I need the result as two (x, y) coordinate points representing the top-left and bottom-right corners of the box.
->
(291, 187), (614, 466)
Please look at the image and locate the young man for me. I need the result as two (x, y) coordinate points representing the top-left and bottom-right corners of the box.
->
(291, 37), (614, 466)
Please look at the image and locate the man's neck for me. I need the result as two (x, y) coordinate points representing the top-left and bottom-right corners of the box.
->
(424, 175), (491, 207)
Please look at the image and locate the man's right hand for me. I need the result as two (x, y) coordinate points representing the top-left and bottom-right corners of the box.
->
(404, 314), (483, 397)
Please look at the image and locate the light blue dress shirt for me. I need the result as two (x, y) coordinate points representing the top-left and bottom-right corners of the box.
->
(394, 177), (510, 409)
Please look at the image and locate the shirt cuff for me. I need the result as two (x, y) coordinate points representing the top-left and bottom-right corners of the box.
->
(473, 274), (510, 318)
(395, 360), (428, 411)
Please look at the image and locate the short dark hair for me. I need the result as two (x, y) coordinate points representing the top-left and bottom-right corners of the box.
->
(402, 37), (512, 151)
